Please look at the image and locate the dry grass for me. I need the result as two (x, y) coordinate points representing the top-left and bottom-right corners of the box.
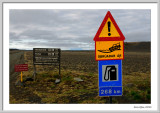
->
(10, 50), (151, 104)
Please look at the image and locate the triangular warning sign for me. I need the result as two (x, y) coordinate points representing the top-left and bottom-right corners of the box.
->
(94, 11), (125, 41)
(99, 18), (120, 37)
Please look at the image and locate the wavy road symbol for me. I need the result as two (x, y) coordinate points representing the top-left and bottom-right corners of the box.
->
(98, 42), (121, 53)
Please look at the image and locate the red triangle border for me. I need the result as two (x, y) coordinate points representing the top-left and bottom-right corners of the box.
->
(93, 11), (125, 41)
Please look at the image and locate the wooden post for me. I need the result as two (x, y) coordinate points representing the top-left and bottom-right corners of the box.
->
(59, 49), (61, 80)
(21, 71), (23, 82)
(33, 48), (36, 81)
(33, 64), (36, 81)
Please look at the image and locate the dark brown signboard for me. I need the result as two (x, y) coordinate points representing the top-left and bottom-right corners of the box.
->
(33, 48), (61, 81)
(33, 48), (60, 65)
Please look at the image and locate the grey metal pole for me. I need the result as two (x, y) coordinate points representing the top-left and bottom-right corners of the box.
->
(109, 96), (112, 103)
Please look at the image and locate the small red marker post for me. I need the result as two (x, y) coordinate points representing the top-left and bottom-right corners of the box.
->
(15, 64), (28, 83)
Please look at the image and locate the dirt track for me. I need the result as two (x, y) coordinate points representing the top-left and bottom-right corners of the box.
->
(9, 51), (42, 103)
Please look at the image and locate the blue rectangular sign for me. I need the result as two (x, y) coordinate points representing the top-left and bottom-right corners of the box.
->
(98, 60), (122, 87)
(98, 60), (122, 96)
(99, 87), (122, 96)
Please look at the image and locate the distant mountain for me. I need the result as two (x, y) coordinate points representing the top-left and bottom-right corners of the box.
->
(124, 42), (151, 52)
(9, 42), (151, 52)
(9, 49), (19, 51)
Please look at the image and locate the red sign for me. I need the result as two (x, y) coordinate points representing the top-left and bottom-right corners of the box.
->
(15, 64), (28, 72)
(93, 11), (125, 41)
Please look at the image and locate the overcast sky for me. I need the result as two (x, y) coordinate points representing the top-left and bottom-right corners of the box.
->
(9, 9), (151, 50)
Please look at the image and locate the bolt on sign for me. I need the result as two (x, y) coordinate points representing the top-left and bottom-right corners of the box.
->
(33, 48), (61, 80)
(93, 11), (125, 61)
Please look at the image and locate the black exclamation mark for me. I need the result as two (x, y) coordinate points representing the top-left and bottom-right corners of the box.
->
(108, 21), (111, 36)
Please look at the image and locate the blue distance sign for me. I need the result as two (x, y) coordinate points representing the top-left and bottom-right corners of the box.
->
(98, 60), (122, 96)
(99, 87), (122, 96)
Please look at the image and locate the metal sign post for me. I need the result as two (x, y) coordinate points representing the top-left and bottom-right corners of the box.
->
(93, 11), (125, 103)
(33, 48), (61, 81)
(109, 96), (112, 103)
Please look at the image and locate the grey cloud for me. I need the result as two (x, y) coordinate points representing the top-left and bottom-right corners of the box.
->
(9, 9), (151, 50)
(125, 31), (151, 42)
(110, 10), (151, 37)
(20, 40), (88, 50)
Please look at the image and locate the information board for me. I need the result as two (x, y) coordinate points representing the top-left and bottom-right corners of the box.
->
(14, 64), (28, 72)
(33, 48), (61, 81)
(33, 48), (60, 65)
